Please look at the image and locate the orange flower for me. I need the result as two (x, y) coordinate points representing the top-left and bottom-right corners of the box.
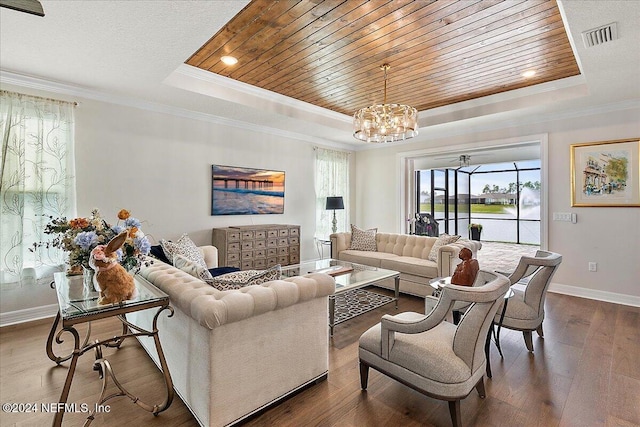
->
(117, 209), (130, 220)
(128, 227), (138, 238)
(70, 218), (89, 229)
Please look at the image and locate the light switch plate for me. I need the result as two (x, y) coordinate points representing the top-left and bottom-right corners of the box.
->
(553, 212), (573, 221)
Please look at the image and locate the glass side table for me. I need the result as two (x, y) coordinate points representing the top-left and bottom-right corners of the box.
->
(47, 272), (174, 426)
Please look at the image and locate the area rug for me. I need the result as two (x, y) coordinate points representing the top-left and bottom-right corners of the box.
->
(333, 288), (394, 325)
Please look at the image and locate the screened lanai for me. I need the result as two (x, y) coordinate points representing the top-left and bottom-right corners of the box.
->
(416, 159), (541, 245)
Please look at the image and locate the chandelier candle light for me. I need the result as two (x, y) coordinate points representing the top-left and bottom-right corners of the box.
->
(353, 64), (418, 143)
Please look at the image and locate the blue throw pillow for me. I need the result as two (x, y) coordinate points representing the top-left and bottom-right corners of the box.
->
(149, 245), (171, 264)
(208, 266), (241, 277)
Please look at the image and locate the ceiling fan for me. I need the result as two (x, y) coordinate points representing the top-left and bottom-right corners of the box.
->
(433, 154), (492, 168)
(457, 155), (471, 167)
(0, 0), (44, 16)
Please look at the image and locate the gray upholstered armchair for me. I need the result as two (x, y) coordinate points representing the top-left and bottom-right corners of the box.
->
(359, 271), (510, 427)
(496, 250), (562, 351)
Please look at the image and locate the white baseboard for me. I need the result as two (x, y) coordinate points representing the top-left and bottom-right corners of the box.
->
(0, 304), (58, 328)
(549, 282), (640, 307)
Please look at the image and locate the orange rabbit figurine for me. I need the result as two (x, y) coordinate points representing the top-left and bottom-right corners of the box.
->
(89, 231), (136, 305)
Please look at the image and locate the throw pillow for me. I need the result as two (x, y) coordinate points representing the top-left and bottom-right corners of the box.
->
(173, 254), (214, 282)
(349, 225), (377, 252)
(428, 233), (461, 261)
(160, 234), (207, 270)
(208, 266), (241, 277)
(149, 244), (171, 264)
(210, 264), (282, 291)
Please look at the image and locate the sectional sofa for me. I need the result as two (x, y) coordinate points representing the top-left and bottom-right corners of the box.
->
(127, 245), (335, 426)
(330, 232), (481, 297)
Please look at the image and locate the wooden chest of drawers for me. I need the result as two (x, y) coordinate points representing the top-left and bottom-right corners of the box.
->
(213, 224), (300, 270)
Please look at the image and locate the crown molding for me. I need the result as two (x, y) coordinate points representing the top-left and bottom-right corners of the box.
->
(3, 68), (637, 153)
(0, 69), (355, 150)
(421, 75), (588, 119)
(170, 64), (350, 125)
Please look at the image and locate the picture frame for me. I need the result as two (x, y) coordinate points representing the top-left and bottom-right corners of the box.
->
(211, 165), (285, 215)
(570, 138), (640, 207)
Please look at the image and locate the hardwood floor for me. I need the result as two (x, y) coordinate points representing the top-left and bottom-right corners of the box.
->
(1, 289), (639, 427)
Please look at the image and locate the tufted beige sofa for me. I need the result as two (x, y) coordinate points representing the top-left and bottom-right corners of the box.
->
(127, 246), (335, 427)
(330, 232), (481, 297)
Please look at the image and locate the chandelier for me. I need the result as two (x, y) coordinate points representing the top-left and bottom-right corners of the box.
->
(353, 64), (418, 143)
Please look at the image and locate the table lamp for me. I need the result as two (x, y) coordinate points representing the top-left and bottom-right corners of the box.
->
(325, 196), (344, 234)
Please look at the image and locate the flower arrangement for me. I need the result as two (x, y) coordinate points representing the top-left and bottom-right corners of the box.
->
(31, 208), (152, 274)
(468, 223), (483, 231)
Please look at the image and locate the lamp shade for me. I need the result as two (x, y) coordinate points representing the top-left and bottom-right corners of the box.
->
(325, 196), (344, 210)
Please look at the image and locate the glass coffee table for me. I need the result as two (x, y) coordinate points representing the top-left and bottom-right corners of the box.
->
(282, 259), (400, 335)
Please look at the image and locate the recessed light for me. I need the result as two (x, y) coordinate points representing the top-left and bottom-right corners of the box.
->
(221, 56), (238, 66)
(522, 70), (536, 78)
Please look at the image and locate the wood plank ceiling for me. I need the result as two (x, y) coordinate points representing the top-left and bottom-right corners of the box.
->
(186, 0), (580, 117)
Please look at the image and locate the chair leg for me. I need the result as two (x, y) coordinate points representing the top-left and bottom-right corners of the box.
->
(448, 400), (462, 427)
(536, 323), (544, 338)
(523, 330), (534, 352)
(452, 310), (461, 325)
(359, 361), (369, 390)
(475, 377), (486, 398)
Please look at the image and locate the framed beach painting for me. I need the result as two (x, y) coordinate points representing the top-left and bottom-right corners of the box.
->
(570, 138), (640, 207)
(211, 165), (285, 215)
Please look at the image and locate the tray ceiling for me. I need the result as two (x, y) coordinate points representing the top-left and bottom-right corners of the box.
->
(186, 0), (581, 116)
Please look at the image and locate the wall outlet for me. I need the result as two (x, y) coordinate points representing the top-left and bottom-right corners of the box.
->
(588, 262), (597, 272)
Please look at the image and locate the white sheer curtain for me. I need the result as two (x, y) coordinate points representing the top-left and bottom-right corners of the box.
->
(314, 147), (349, 239)
(0, 91), (76, 286)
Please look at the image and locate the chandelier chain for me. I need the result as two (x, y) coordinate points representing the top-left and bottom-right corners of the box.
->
(381, 63), (389, 105)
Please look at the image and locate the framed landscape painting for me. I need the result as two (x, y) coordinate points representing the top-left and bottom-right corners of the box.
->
(211, 165), (285, 215)
(570, 138), (640, 207)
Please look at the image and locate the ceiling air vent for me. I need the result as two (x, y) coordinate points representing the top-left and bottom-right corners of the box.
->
(581, 22), (618, 48)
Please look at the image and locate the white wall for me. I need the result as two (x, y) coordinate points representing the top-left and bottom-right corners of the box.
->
(74, 100), (325, 246)
(1, 86), (637, 322)
(354, 106), (640, 303)
(0, 93), (353, 319)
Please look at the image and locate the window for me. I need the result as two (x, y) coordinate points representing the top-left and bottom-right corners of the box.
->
(0, 91), (76, 286)
(314, 147), (349, 238)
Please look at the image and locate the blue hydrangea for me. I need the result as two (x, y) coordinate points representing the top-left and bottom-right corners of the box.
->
(134, 236), (151, 254)
(74, 231), (98, 250)
(115, 248), (123, 261)
(125, 217), (141, 228)
(111, 225), (125, 234)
